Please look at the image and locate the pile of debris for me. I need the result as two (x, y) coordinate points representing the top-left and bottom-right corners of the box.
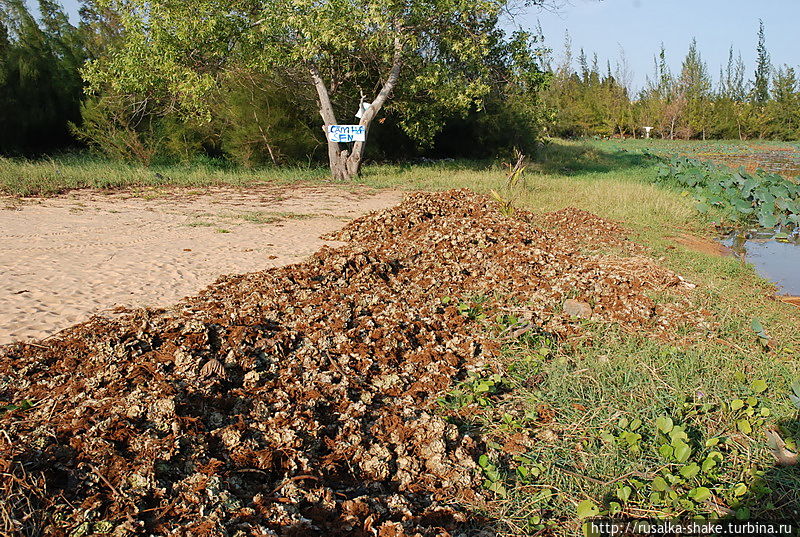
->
(0, 190), (709, 536)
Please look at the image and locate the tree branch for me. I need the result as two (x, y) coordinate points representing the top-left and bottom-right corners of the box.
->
(359, 36), (403, 126)
(309, 64), (339, 126)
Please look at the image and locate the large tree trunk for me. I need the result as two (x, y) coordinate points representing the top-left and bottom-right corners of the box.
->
(309, 38), (402, 181)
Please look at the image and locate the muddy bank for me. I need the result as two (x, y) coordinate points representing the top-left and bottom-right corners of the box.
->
(0, 190), (709, 536)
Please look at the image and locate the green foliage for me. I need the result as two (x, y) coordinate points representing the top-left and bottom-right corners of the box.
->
(215, 71), (320, 167)
(655, 156), (800, 229)
(490, 149), (527, 216)
(439, 370), (505, 409)
(752, 20), (771, 105)
(0, 0), (85, 154)
(544, 24), (798, 142)
(72, 95), (163, 165)
(86, 0), (529, 124)
(478, 453), (508, 497)
(0, 399), (33, 414)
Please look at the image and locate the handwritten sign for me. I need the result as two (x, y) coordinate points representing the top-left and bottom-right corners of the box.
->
(327, 125), (366, 143)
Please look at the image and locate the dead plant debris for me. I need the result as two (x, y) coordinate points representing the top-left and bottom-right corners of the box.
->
(0, 190), (710, 536)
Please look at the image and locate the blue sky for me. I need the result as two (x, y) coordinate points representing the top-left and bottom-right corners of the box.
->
(521, 0), (800, 92)
(52, 0), (799, 93)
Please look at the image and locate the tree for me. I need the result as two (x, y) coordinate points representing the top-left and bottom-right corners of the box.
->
(678, 38), (711, 139)
(714, 48), (750, 140)
(752, 19), (771, 105)
(769, 66), (799, 140)
(84, 0), (550, 180)
(0, 0), (85, 153)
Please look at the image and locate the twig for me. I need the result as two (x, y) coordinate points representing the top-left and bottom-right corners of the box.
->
(554, 465), (605, 485)
(271, 474), (320, 493)
(716, 338), (749, 355)
(81, 462), (138, 512)
(555, 465), (653, 486)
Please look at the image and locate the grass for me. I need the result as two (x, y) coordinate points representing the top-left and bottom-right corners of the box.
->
(3, 139), (800, 533)
(227, 210), (317, 224)
(0, 153), (330, 196)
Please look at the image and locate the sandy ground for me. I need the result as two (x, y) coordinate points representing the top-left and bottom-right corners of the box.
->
(0, 184), (402, 345)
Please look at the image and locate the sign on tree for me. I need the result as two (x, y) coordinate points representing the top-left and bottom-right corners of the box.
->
(327, 125), (366, 143)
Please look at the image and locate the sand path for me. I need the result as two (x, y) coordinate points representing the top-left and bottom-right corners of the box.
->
(0, 184), (402, 345)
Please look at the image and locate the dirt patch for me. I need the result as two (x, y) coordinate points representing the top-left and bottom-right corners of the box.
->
(670, 233), (733, 258)
(0, 185), (401, 345)
(0, 190), (711, 536)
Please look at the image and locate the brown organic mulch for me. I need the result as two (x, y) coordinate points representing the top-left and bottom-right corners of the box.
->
(0, 190), (711, 536)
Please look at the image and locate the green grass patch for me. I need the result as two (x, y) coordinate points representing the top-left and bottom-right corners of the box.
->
(0, 153), (329, 196)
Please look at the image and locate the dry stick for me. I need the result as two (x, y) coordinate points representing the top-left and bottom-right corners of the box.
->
(556, 465), (655, 486)
(554, 466), (605, 486)
(716, 337), (750, 356)
(82, 462), (138, 512)
(271, 474), (320, 494)
(325, 351), (349, 380)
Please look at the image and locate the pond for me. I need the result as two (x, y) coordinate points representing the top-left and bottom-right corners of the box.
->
(683, 142), (800, 298)
(721, 229), (800, 297)
(605, 139), (800, 298)
(695, 145), (800, 179)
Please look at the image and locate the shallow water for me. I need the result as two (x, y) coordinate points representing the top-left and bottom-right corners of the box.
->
(697, 148), (800, 178)
(721, 230), (800, 296)
(693, 144), (800, 296)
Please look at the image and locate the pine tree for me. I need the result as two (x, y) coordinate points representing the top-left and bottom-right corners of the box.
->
(578, 48), (589, 82)
(769, 66), (799, 139)
(657, 43), (672, 101)
(0, 0), (85, 153)
(679, 38), (711, 139)
(752, 19), (771, 104)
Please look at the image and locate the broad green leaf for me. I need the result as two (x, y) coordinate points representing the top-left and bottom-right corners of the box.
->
(673, 439), (692, 463)
(737, 419), (753, 434)
(651, 476), (669, 492)
(576, 499), (600, 519)
(751, 379), (767, 393)
(669, 426), (689, 444)
(655, 416), (674, 433)
(688, 486), (712, 502)
(680, 463), (700, 479)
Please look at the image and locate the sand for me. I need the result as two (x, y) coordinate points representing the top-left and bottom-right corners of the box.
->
(0, 184), (402, 345)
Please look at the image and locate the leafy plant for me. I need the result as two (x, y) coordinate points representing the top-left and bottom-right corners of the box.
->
(0, 399), (34, 415)
(439, 370), (506, 408)
(490, 149), (527, 216)
(655, 156), (800, 231)
(478, 453), (508, 497)
(750, 318), (771, 349)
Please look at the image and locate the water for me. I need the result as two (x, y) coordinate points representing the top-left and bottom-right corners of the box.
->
(721, 230), (800, 296)
(633, 141), (800, 295)
(695, 144), (800, 297)
(696, 147), (800, 179)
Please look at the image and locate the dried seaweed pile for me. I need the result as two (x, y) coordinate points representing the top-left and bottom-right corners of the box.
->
(1, 190), (708, 537)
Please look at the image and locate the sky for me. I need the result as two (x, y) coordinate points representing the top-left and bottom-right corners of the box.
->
(51, 0), (799, 94)
(519, 0), (800, 92)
